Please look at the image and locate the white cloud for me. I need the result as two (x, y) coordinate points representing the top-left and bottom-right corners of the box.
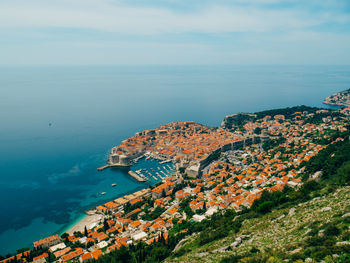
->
(0, 0), (349, 65)
(0, 0), (345, 34)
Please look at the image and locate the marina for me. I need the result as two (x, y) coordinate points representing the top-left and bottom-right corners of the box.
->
(97, 156), (175, 183)
(129, 157), (176, 183)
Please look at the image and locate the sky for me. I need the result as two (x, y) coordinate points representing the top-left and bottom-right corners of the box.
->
(1, 0), (350, 65)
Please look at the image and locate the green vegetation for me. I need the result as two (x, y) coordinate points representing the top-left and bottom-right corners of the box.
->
(197, 210), (242, 246)
(304, 111), (345, 125)
(141, 206), (166, 221)
(254, 105), (320, 120)
(253, 127), (262, 135)
(302, 136), (350, 182)
(262, 137), (286, 151)
(311, 128), (349, 145)
(206, 151), (222, 163)
(97, 232), (184, 263)
(223, 113), (255, 130)
(124, 199), (147, 214)
(222, 106), (328, 132)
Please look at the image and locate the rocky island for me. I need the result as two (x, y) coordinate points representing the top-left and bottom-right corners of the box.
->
(323, 89), (350, 107)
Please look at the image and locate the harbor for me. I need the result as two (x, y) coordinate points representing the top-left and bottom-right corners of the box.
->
(98, 156), (176, 183)
(91, 157), (176, 201)
(130, 162), (176, 183)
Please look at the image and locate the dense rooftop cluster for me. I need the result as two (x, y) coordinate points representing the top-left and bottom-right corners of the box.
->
(2, 107), (349, 263)
(110, 121), (244, 167)
(198, 109), (348, 212)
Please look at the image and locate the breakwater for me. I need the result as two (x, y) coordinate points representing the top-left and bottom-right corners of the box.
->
(97, 165), (146, 182)
(128, 171), (147, 182)
(96, 163), (131, 171)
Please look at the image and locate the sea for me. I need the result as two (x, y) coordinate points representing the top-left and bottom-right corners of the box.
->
(0, 65), (349, 255)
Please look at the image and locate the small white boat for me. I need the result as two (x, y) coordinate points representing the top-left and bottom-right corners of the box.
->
(111, 183), (117, 187)
(101, 192), (106, 195)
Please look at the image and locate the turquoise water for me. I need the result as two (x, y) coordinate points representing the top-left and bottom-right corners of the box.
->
(0, 65), (350, 255)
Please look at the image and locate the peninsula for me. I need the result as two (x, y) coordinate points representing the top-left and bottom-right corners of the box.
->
(323, 88), (350, 107)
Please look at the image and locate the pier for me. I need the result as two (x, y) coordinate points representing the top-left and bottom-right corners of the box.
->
(159, 159), (171, 164)
(97, 165), (147, 182)
(128, 171), (147, 182)
(97, 163), (131, 171)
(97, 165), (111, 171)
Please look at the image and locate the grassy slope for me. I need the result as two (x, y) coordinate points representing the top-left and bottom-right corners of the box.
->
(165, 186), (350, 263)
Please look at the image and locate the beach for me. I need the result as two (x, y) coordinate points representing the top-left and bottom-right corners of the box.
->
(67, 214), (103, 235)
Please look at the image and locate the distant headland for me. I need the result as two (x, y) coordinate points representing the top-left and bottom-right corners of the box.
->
(323, 89), (350, 107)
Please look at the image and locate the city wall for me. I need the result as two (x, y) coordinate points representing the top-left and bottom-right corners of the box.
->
(198, 135), (270, 171)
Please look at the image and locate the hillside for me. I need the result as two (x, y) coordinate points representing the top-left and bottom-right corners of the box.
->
(165, 186), (350, 263)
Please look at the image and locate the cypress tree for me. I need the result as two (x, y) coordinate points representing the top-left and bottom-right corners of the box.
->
(84, 226), (88, 237)
(103, 218), (109, 231)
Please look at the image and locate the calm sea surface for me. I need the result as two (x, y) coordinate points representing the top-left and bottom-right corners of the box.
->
(0, 65), (349, 254)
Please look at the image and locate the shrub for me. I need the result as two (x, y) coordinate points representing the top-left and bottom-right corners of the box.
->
(324, 224), (340, 237)
(257, 201), (274, 214)
(220, 254), (242, 263)
(199, 227), (228, 246)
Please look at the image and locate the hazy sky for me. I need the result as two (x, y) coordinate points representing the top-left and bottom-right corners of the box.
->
(1, 0), (350, 65)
